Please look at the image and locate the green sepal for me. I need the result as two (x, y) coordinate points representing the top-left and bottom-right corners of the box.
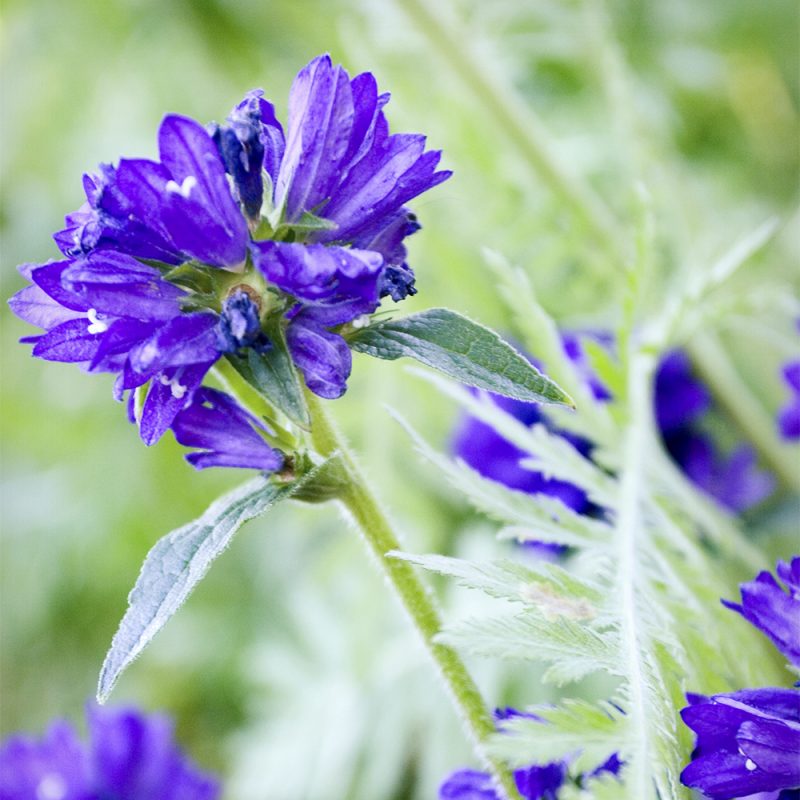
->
(226, 316), (311, 429)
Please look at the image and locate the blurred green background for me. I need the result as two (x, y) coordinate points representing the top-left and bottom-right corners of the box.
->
(1, 0), (798, 797)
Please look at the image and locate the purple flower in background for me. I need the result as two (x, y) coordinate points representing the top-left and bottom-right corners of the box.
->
(451, 332), (607, 519)
(680, 688), (800, 799)
(172, 387), (284, 471)
(0, 703), (219, 800)
(10, 54), (450, 468)
(439, 708), (621, 800)
(778, 362), (800, 441)
(721, 556), (800, 667)
(655, 351), (775, 512)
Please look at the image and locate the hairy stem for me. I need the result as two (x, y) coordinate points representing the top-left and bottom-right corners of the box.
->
(615, 351), (657, 800)
(305, 391), (521, 800)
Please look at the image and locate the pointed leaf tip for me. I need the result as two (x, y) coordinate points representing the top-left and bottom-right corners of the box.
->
(97, 460), (332, 702)
(348, 308), (573, 406)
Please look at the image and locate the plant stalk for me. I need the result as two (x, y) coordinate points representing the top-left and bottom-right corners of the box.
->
(305, 391), (521, 800)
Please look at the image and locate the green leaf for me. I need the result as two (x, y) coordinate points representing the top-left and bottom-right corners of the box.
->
(348, 308), (573, 406)
(227, 318), (310, 429)
(487, 699), (628, 773)
(275, 210), (338, 238)
(393, 552), (605, 608)
(439, 612), (621, 685)
(97, 462), (328, 702)
(389, 408), (611, 548)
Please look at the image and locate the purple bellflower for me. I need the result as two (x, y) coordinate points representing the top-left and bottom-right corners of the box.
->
(680, 689), (800, 799)
(0, 703), (219, 800)
(721, 557), (800, 668)
(680, 557), (800, 799)
(654, 350), (775, 513)
(171, 387), (284, 471)
(439, 708), (621, 800)
(9, 54), (450, 468)
(778, 362), (800, 441)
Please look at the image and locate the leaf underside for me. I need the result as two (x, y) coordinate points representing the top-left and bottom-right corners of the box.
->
(97, 460), (330, 702)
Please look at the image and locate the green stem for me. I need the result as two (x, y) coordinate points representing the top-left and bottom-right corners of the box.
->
(305, 391), (521, 800)
(398, 0), (624, 261)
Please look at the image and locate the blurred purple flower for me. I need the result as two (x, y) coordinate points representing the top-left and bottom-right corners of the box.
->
(721, 556), (800, 667)
(655, 350), (775, 512)
(777, 361), (800, 441)
(680, 688), (800, 800)
(451, 332), (607, 521)
(0, 704), (219, 800)
(439, 708), (621, 799)
(452, 341), (775, 539)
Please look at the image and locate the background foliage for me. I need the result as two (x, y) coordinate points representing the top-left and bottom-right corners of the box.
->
(1, 0), (798, 798)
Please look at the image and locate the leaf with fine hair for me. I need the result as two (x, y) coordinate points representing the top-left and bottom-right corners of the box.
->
(347, 307), (574, 406)
(97, 458), (333, 702)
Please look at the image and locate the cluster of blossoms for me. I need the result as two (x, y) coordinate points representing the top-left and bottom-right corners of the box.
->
(9, 54), (450, 470)
(452, 335), (775, 519)
(680, 556), (800, 799)
(439, 708), (621, 799)
(0, 703), (218, 800)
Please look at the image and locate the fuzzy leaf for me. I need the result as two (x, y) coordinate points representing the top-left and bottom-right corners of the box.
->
(390, 408), (610, 548)
(439, 612), (620, 684)
(488, 699), (628, 773)
(393, 551), (605, 608)
(348, 308), (573, 406)
(97, 462), (328, 702)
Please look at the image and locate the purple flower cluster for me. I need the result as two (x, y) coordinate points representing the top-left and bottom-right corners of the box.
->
(9, 55), (449, 470)
(680, 557), (800, 800)
(452, 337), (775, 520)
(0, 703), (218, 800)
(655, 351), (774, 513)
(722, 557), (800, 667)
(439, 709), (621, 799)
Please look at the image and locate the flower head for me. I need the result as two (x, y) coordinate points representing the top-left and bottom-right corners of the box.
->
(680, 688), (800, 799)
(721, 556), (800, 667)
(10, 54), (450, 469)
(0, 703), (219, 800)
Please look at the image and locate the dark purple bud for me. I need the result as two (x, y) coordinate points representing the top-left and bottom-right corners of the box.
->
(211, 94), (266, 221)
(215, 289), (272, 354)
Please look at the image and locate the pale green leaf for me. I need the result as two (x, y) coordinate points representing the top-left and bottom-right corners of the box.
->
(97, 460), (330, 702)
(348, 308), (573, 405)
